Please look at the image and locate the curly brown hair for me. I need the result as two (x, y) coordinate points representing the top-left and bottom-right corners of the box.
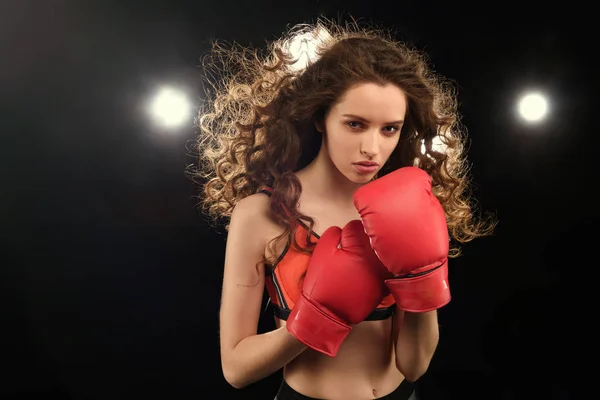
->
(190, 19), (496, 266)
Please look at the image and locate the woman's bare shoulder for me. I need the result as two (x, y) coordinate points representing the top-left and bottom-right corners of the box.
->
(226, 192), (285, 271)
(233, 192), (270, 214)
(230, 192), (280, 236)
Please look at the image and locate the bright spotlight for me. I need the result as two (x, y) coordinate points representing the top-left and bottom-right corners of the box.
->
(518, 92), (548, 123)
(150, 87), (191, 128)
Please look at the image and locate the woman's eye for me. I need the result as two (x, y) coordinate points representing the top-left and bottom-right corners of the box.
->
(346, 122), (400, 133)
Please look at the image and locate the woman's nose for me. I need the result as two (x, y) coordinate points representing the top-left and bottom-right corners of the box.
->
(360, 131), (380, 157)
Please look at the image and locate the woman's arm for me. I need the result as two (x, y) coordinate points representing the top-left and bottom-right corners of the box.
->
(219, 194), (307, 389)
(392, 308), (439, 382)
(223, 326), (307, 388)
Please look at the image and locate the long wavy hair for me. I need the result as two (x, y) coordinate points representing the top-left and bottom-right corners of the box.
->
(191, 19), (496, 268)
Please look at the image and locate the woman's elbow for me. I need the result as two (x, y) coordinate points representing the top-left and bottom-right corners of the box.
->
(395, 359), (430, 382)
(222, 358), (248, 389)
(223, 366), (248, 389)
(399, 368), (426, 383)
(224, 376), (246, 390)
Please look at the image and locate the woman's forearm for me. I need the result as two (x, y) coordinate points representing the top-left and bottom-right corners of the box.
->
(223, 326), (307, 389)
(394, 309), (439, 382)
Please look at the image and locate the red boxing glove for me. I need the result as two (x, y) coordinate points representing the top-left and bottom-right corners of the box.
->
(353, 166), (451, 313)
(286, 220), (391, 357)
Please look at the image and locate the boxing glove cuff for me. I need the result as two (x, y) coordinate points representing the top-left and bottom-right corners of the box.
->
(385, 260), (451, 313)
(286, 292), (351, 357)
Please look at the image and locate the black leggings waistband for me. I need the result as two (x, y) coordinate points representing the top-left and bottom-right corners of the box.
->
(274, 378), (416, 400)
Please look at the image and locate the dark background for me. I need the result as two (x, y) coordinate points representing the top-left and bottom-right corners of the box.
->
(2, 1), (594, 398)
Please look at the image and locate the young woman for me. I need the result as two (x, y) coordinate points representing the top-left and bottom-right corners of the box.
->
(193, 20), (495, 400)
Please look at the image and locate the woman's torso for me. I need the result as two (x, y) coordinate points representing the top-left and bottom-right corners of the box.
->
(262, 189), (405, 399)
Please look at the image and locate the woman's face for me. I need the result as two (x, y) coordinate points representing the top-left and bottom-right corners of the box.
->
(320, 82), (407, 184)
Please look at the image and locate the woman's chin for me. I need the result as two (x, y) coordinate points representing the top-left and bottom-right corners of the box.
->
(345, 171), (376, 184)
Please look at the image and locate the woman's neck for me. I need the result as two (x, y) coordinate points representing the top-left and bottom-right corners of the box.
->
(296, 147), (362, 207)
